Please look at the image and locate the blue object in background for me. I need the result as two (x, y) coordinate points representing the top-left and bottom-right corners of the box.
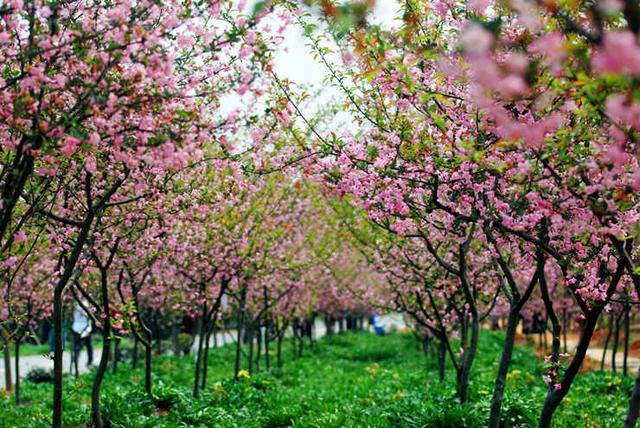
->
(370, 315), (385, 335)
(49, 329), (66, 353)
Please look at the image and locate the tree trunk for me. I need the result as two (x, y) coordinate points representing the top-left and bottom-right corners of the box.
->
(234, 297), (245, 381)
(247, 324), (255, 374)
(144, 337), (152, 396)
(612, 311), (623, 373)
(53, 288), (65, 428)
(112, 337), (120, 374)
(562, 310), (568, 354)
(458, 313), (478, 404)
(298, 329), (304, 357)
(488, 310), (519, 428)
(277, 331), (284, 369)
(14, 341), (20, 405)
(538, 313), (599, 427)
(265, 323), (271, 371)
(92, 326), (111, 428)
(437, 336), (446, 382)
(171, 318), (181, 357)
(201, 321), (211, 391)
(601, 312), (614, 371)
(3, 345), (12, 392)
(132, 335), (138, 369)
(255, 325), (262, 373)
(91, 268), (113, 428)
(624, 304), (630, 376)
(193, 303), (207, 398)
(624, 368), (640, 428)
(291, 325), (297, 358)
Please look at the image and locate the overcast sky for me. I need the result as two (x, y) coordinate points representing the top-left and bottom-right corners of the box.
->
(273, 0), (401, 87)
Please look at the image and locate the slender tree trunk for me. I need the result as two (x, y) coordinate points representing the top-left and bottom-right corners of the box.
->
(488, 311), (519, 428)
(458, 313), (478, 404)
(14, 341), (20, 405)
(193, 303), (206, 398)
(247, 323), (255, 374)
(171, 318), (180, 357)
(298, 326), (304, 358)
(52, 215), (94, 428)
(91, 268), (113, 428)
(265, 323), (271, 371)
(92, 326), (111, 428)
(538, 313), (600, 427)
(201, 321), (211, 391)
(3, 345), (12, 392)
(624, 304), (630, 376)
(562, 310), (568, 354)
(437, 336), (446, 382)
(277, 331), (284, 369)
(612, 311), (624, 373)
(601, 312), (614, 371)
(53, 288), (65, 428)
(132, 335), (138, 369)
(255, 325), (262, 373)
(144, 337), (152, 396)
(234, 296), (245, 381)
(112, 337), (120, 374)
(625, 368), (640, 428)
(291, 325), (297, 358)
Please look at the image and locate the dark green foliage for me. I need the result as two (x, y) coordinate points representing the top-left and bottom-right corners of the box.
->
(0, 331), (631, 427)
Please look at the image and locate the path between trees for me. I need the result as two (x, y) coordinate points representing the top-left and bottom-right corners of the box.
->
(1, 314), (408, 390)
(563, 336), (640, 372)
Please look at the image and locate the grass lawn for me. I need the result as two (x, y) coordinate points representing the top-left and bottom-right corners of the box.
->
(0, 330), (632, 427)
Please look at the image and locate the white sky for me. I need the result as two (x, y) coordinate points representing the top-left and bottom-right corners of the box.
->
(273, 0), (402, 86)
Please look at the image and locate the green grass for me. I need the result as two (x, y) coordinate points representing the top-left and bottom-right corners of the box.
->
(5, 337), (105, 358)
(0, 331), (633, 427)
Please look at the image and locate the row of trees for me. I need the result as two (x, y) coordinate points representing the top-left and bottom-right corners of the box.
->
(0, 1), (383, 427)
(2, 0), (640, 427)
(270, 0), (640, 427)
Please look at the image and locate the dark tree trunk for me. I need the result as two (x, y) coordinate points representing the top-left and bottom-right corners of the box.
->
(112, 337), (120, 374)
(144, 338), (152, 396)
(14, 341), (20, 405)
(234, 295), (245, 381)
(201, 321), (211, 391)
(488, 311), (519, 428)
(457, 313), (478, 404)
(612, 310), (624, 373)
(625, 368), (640, 428)
(3, 345), (12, 392)
(562, 310), (568, 354)
(538, 313), (601, 427)
(624, 304), (630, 376)
(255, 326), (262, 373)
(53, 287), (65, 428)
(193, 302), (207, 398)
(91, 267), (113, 428)
(277, 331), (284, 369)
(601, 312), (614, 371)
(265, 323), (271, 371)
(325, 317), (335, 337)
(92, 326), (111, 428)
(247, 324), (255, 374)
(291, 325), (297, 358)
(437, 336), (446, 381)
(171, 318), (181, 356)
(132, 335), (139, 369)
(298, 325), (304, 358)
